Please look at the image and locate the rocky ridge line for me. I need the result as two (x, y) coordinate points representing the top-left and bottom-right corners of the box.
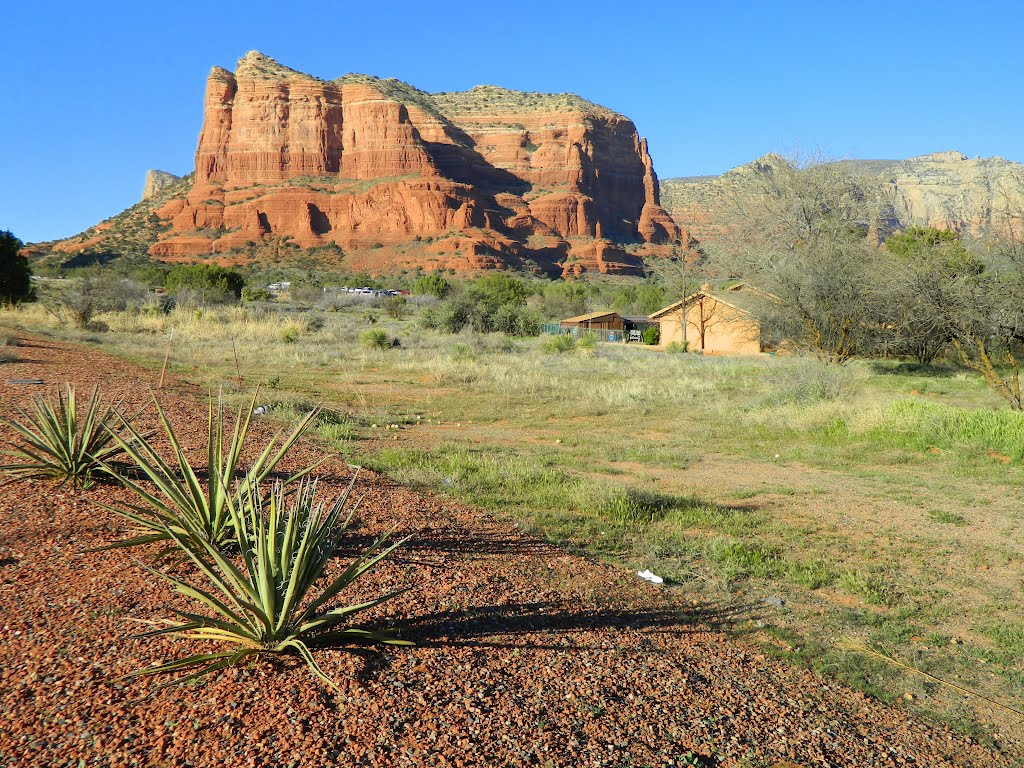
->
(660, 151), (1024, 242)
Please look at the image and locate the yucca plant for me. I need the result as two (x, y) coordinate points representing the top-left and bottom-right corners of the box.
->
(127, 475), (410, 689)
(100, 389), (317, 552)
(0, 384), (133, 488)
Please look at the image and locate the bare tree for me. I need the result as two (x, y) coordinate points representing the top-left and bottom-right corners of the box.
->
(645, 247), (707, 305)
(644, 246), (713, 347)
(944, 236), (1024, 409)
(685, 292), (724, 351)
(39, 272), (148, 329)
(706, 154), (888, 363)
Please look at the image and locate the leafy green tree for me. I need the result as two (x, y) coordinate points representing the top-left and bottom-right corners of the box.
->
(0, 230), (34, 305)
(541, 281), (589, 318)
(165, 264), (244, 302)
(882, 227), (982, 365)
(492, 304), (542, 336)
(412, 274), (451, 298)
(466, 273), (529, 315)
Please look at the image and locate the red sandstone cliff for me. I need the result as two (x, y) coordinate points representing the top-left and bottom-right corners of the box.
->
(141, 52), (684, 275)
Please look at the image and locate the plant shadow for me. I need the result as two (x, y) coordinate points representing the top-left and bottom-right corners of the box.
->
(359, 599), (754, 653)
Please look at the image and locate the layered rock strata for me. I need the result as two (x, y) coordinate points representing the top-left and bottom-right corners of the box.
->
(138, 52), (684, 275)
(661, 151), (1024, 242)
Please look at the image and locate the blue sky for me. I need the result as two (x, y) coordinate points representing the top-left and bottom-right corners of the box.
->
(3, 0), (1021, 243)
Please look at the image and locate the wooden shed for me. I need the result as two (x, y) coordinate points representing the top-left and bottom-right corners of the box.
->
(649, 285), (766, 355)
(559, 310), (626, 332)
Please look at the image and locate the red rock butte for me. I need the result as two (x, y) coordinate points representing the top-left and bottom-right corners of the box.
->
(138, 51), (686, 276)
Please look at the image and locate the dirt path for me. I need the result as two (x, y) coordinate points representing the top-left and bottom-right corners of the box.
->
(0, 336), (1017, 767)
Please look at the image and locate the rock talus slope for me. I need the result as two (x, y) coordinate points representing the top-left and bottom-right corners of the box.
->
(51, 52), (685, 276)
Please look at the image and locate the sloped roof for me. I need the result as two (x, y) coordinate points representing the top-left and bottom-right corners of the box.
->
(560, 310), (623, 323)
(649, 284), (765, 320)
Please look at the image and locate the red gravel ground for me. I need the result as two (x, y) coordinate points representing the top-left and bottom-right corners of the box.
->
(0, 336), (1018, 767)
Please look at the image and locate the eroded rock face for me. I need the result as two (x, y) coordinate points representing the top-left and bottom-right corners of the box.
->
(142, 51), (683, 274)
(661, 151), (1024, 242)
(142, 170), (181, 201)
(878, 152), (1024, 236)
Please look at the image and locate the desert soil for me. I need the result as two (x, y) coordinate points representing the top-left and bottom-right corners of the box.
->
(0, 336), (1015, 767)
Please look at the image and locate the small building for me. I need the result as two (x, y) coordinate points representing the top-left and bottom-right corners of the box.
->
(559, 310), (636, 343)
(649, 284), (766, 355)
(559, 310), (626, 333)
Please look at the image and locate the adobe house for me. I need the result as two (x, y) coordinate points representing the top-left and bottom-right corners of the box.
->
(649, 284), (766, 355)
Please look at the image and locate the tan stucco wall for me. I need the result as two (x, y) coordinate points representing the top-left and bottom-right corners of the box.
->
(657, 300), (761, 355)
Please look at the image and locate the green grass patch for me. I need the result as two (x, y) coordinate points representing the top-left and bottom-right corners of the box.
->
(861, 398), (1024, 459)
(927, 509), (968, 526)
(837, 570), (901, 606)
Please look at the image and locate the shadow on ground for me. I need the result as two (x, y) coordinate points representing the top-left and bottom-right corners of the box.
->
(386, 599), (756, 650)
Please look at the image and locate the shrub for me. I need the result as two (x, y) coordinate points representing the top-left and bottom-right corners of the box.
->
(42, 274), (145, 329)
(288, 283), (324, 306)
(165, 264), (244, 301)
(450, 343), (476, 362)
(642, 326), (661, 345)
(125, 476), (410, 689)
(491, 304), (521, 336)
(541, 281), (589, 318)
(280, 322), (303, 343)
(361, 329), (392, 350)
(576, 331), (598, 357)
(435, 299), (472, 333)
(418, 305), (440, 330)
(413, 274), (451, 298)
(101, 391), (317, 551)
(517, 308), (542, 337)
(540, 334), (576, 354)
(762, 358), (862, 406)
(0, 384), (133, 488)
(665, 340), (688, 353)
(242, 287), (274, 302)
(381, 295), (409, 319)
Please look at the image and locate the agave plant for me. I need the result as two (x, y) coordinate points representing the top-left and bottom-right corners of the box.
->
(0, 384), (133, 488)
(127, 475), (410, 689)
(100, 389), (317, 551)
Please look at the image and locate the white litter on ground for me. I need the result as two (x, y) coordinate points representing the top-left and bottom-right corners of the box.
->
(636, 569), (664, 585)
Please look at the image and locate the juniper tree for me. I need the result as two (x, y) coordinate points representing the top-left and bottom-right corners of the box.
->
(0, 230), (34, 306)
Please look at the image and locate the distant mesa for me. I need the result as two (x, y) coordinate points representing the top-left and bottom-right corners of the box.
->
(660, 151), (1024, 242)
(34, 51), (687, 277)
